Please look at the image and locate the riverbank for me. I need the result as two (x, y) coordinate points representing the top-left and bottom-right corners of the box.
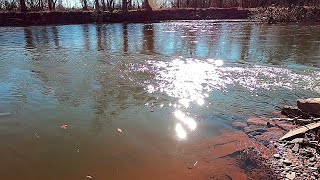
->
(229, 98), (320, 179)
(0, 8), (251, 26)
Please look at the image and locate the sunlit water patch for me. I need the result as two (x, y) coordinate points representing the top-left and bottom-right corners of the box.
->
(138, 58), (320, 101)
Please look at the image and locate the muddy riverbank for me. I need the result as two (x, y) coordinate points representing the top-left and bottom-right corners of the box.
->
(0, 8), (251, 26)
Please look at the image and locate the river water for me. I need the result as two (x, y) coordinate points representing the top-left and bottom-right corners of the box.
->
(0, 21), (319, 179)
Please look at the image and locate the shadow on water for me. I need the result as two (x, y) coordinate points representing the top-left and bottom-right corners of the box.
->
(24, 27), (34, 49)
(142, 23), (155, 54)
(123, 23), (129, 53)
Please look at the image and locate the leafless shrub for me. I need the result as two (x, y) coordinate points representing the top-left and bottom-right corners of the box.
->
(251, 6), (320, 23)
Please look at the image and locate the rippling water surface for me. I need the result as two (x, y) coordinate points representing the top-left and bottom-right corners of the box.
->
(0, 21), (319, 179)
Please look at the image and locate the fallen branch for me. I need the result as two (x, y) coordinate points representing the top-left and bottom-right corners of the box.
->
(279, 121), (320, 141)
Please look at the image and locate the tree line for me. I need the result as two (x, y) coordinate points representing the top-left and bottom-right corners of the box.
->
(0, 0), (319, 12)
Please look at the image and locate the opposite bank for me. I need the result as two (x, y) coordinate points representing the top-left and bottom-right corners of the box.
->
(0, 8), (251, 26)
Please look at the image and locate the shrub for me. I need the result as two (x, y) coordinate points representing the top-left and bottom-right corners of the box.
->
(251, 6), (320, 23)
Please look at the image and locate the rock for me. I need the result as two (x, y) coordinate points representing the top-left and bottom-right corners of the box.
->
(232, 122), (247, 130)
(309, 167), (318, 171)
(283, 159), (292, 165)
(302, 149), (314, 158)
(297, 98), (320, 117)
(274, 154), (281, 159)
(308, 163), (316, 167)
(246, 117), (270, 126)
(309, 157), (316, 162)
(281, 105), (310, 118)
(267, 122), (274, 128)
(286, 172), (296, 179)
(292, 143), (299, 153)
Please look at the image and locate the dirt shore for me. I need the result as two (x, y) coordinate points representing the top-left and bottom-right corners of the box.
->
(0, 8), (252, 26)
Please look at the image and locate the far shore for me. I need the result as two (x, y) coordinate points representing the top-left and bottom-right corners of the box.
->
(0, 8), (252, 26)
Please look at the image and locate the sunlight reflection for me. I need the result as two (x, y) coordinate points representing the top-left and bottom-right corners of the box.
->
(196, 98), (205, 106)
(145, 58), (226, 106)
(147, 85), (155, 93)
(174, 110), (197, 131)
(178, 98), (190, 108)
(175, 123), (187, 140)
(141, 57), (320, 140)
(214, 59), (224, 66)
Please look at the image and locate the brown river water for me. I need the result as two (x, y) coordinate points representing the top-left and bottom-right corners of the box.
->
(0, 21), (319, 179)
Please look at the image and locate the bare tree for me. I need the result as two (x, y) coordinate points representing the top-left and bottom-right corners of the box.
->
(101, 0), (106, 10)
(95, 0), (100, 10)
(144, 0), (152, 10)
(20, 0), (28, 12)
(48, 0), (52, 10)
(122, 0), (127, 12)
(107, 0), (114, 12)
(81, 0), (88, 10)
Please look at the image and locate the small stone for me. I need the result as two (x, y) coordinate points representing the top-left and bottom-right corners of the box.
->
(267, 122), (274, 128)
(285, 167), (291, 171)
(274, 154), (281, 159)
(309, 157), (316, 162)
(309, 167), (318, 171)
(309, 163), (316, 167)
(286, 172), (296, 180)
(283, 159), (292, 165)
(292, 143), (299, 153)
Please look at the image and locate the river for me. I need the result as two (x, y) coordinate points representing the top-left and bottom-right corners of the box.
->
(0, 21), (319, 179)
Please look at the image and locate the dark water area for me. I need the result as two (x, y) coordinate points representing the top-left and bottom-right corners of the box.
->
(0, 21), (319, 179)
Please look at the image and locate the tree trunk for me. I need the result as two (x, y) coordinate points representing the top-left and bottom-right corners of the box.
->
(122, 0), (128, 12)
(102, 0), (106, 11)
(20, 0), (27, 12)
(193, 0), (197, 9)
(83, 0), (88, 10)
(52, 0), (57, 10)
(95, 0), (100, 11)
(144, 0), (152, 10)
(107, 0), (114, 12)
(48, 0), (53, 11)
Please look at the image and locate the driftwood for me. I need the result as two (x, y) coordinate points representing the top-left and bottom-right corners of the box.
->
(279, 122), (320, 141)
